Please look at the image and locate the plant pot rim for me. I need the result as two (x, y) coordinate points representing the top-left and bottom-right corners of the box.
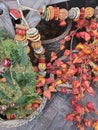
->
(42, 19), (72, 44)
(0, 96), (47, 128)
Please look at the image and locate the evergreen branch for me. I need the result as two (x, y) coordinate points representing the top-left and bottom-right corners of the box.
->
(17, 43), (28, 67)
(0, 90), (10, 103)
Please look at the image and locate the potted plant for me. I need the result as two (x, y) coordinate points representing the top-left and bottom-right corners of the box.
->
(0, 32), (47, 127)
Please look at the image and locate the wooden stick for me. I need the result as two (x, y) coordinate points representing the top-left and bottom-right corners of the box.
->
(20, 5), (40, 15)
(15, 24), (28, 30)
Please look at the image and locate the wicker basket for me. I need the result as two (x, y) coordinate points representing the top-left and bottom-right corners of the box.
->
(0, 97), (47, 128)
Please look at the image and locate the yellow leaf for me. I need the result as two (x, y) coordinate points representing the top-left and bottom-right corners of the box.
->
(49, 86), (57, 92)
(55, 80), (62, 86)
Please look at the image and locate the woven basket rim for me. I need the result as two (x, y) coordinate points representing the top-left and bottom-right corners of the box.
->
(0, 96), (47, 128)
(42, 19), (72, 44)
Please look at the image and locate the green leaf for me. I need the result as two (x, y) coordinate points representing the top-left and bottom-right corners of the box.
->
(3, 69), (15, 90)
(16, 95), (39, 107)
(0, 90), (10, 102)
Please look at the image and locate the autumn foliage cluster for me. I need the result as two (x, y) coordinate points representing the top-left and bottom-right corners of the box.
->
(34, 7), (98, 130)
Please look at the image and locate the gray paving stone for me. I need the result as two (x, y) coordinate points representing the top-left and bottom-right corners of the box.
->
(32, 117), (51, 130)
(43, 106), (58, 120)
(47, 114), (65, 130)
(49, 95), (66, 109)
(62, 122), (75, 130)
(0, 128), (17, 130)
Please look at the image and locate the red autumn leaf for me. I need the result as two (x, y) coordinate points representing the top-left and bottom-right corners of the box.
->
(47, 63), (55, 70)
(59, 20), (66, 27)
(71, 95), (80, 105)
(90, 22), (97, 30)
(46, 77), (53, 84)
(83, 68), (88, 73)
(67, 68), (77, 77)
(55, 70), (62, 77)
(55, 59), (63, 67)
(73, 104), (84, 114)
(72, 53), (78, 59)
(51, 82), (56, 87)
(76, 32), (90, 41)
(64, 35), (71, 42)
(33, 66), (39, 72)
(36, 82), (44, 87)
(43, 89), (51, 100)
(60, 45), (65, 50)
(74, 114), (82, 122)
(72, 80), (80, 88)
(65, 113), (74, 121)
(86, 102), (96, 112)
(72, 88), (80, 95)
(76, 19), (88, 28)
(93, 77), (98, 82)
(60, 87), (67, 94)
(84, 32), (91, 41)
(47, 62), (52, 68)
(93, 48), (98, 55)
(60, 39), (65, 44)
(82, 74), (87, 80)
(50, 52), (57, 62)
(84, 119), (92, 127)
(64, 49), (70, 56)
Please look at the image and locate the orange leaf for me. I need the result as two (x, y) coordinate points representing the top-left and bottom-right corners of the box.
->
(93, 120), (98, 130)
(73, 57), (82, 64)
(86, 87), (95, 96)
(60, 45), (65, 50)
(63, 49), (70, 56)
(61, 64), (67, 69)
(36, 76), (46, 87)
(49, 86), (57, 92)
(51, 52), (57, 62)
(84, 32), (90, 41)
(72, 80), (80, 88)
(43, 89), (51, 100)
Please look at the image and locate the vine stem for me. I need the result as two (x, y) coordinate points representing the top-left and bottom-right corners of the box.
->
(80, 62), (83, 100)
(9, 65), (16, 85)
(69, 28), (79, 64)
